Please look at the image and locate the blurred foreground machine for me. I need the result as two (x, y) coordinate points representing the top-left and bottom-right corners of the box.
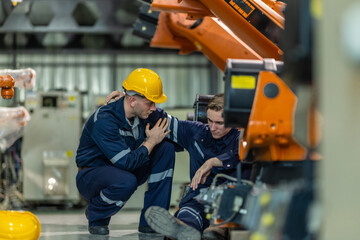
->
(21, 91), (82, 207)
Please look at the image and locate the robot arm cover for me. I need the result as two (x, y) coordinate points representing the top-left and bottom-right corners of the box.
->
(0, 106), (30, 152)
(0, 68), (36, 89)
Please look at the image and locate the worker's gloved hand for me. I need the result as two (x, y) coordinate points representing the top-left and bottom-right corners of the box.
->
(104, 90), (124, 105)
(145, 118), (171, 145)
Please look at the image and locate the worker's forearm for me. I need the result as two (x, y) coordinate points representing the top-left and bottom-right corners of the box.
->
(142, 139), (157, 155)
(209, 157), (223, 167)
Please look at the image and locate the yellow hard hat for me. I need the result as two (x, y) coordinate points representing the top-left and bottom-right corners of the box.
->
(122, 68), (167, 104)
(0, 210), (41, 240)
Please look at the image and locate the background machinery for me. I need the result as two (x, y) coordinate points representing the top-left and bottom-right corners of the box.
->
(21, 90), (83, 208)
(0, 67), (42, 239)
(0, 68), (35, 210)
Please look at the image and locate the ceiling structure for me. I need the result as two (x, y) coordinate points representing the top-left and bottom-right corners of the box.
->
(0, 0), (152, 50)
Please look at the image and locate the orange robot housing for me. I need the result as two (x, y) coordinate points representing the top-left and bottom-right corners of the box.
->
(224, 58), (307, 162)
(0, 75), (15, 99)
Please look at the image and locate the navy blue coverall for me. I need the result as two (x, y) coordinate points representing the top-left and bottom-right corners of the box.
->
(148, 109), (246, 232)
(76, 97), (175, 228)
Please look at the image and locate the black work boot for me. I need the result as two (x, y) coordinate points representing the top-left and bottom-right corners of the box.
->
(145, 206), (201, 240)
(88, 225), (109, 235)
(138, 225), (156, 233)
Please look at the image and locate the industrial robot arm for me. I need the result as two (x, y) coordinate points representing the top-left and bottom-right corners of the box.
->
(0, 106), (30, 152)
(0, 75), (15, 99)
(149, 0), (284, 59)
(0, 68), (36, 89)
(0, 68), (36, 99)
(149, 0), (213, 19)
(134, 5), (262, 71)
(136, 1), (319, 238)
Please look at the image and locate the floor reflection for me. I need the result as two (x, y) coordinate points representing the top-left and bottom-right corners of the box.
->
(36, 209), (166, 240)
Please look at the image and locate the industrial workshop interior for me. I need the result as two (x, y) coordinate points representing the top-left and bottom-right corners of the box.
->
(0, 0), (359, 239)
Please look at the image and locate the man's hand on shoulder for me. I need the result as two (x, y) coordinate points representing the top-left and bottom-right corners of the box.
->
(143, 118), (171, 153)
(104, 91), (125, 105)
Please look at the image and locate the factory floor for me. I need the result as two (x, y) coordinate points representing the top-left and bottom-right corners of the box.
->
(36, 208), (166, 240)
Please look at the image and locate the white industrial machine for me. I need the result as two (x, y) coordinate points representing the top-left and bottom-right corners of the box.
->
(22, 91), (82, 207)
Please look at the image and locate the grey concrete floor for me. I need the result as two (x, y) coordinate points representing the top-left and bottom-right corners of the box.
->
(35, 208), (166, 240)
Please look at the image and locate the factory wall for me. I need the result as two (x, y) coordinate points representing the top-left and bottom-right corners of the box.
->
(0, 52), (214, 112)
(0, 51), (216, 209)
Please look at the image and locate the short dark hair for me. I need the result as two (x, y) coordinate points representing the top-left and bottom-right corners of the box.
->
(206, 93), (224, 111)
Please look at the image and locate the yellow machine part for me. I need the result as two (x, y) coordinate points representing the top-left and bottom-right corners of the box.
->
(0, 210), (41, 240)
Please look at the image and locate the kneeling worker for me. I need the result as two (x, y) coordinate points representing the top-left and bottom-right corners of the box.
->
(76, 68), (175, 235)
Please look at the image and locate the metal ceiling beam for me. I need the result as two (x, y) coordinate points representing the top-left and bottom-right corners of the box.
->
(0, 0), (138, 33)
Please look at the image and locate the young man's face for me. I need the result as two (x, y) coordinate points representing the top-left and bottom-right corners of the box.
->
(207, 109), (231, 139)
(134, 96), (156, 119)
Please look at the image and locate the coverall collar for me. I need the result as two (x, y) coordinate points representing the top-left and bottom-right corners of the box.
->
(196, 127), (237, 147)
(114, 96), (145, 131)
(125, 116), (140, 130)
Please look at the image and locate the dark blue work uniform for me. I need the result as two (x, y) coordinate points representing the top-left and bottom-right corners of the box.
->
(76, 97), (175, 228)
(149, 109), (244, 232)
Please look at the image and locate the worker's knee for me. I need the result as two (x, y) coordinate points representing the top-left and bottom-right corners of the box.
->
(122, 174), (138, 194)
(105, 174), (138, 202)
(150, 141), (176, 163)
(158, 140), (175, 154)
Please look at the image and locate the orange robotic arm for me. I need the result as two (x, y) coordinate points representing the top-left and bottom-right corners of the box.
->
(224, 59), (307, 162)
(0, 68), (36, 99)
(150, 0), (213, 19)
(0, 68), (36, 89)
(135, 8), (262, 71)
(0, 75), (15, 99)
(150, 0), (284, 59)
(151, 0), (285, 25)
(153, 12), (263, 71)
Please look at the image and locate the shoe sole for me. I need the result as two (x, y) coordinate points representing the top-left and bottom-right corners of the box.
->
(145, 206), (201, 240)
(88, 226), (109, 235)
